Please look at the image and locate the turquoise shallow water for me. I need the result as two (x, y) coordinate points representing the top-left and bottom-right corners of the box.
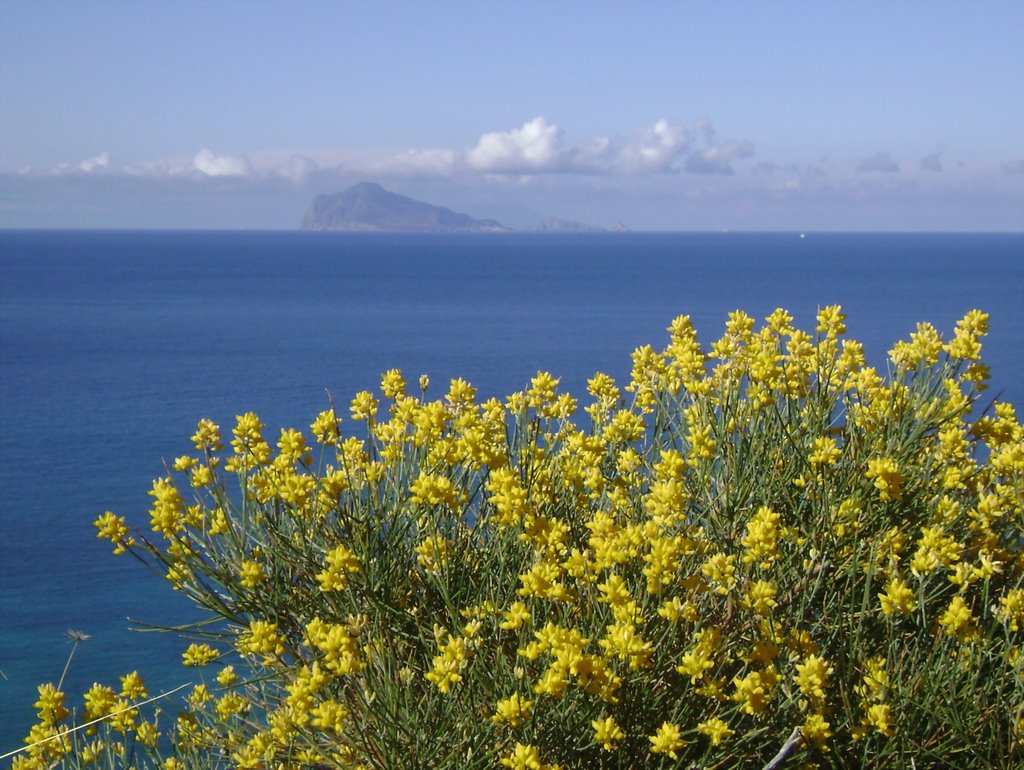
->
(1, 230), (1022, 750)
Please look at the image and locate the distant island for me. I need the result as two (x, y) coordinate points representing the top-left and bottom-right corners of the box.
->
(531, 217), (632, 233)
(300, 182), (509, 233)
(533, 217), (606, 233)
(301, 182), (628, 233)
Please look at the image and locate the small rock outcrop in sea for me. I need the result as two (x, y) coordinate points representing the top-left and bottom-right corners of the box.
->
(534, 217), (607, 233)
(300, 182), (510, 233)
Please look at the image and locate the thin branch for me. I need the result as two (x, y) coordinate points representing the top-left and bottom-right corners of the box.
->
(56, 629), (91, 692)
(0, 682), (191, 761)
(762, 726), (803, 770)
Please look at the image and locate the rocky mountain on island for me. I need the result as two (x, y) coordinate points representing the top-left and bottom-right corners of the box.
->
(300, 183), (509, 232)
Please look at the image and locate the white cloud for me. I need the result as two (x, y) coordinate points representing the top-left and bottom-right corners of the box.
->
(15, 118), (758, 185)
(621, 119), (690, 172)
(121, 157), (194, 178)
(79, 151), (110, 172)
(461, 117), (753, 176)
(277, 154), (318, 183)
(249, 146), (457, 179)
(567, 134), (619, 171)
(193, 148), (250, 177)
(685, 140), (755, 175)
(359, 148), (458, 177)
(465, 117), (565, 173)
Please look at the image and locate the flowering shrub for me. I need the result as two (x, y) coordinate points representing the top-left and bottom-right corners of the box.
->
(13, 307), (1023, 769)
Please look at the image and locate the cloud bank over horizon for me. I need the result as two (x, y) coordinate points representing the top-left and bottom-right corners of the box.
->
(9, 115), (1019, 187)
(2, 116), (1021, 231)
(8, 117), (762, 182)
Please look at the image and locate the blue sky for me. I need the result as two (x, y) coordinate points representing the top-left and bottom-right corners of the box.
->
(1, 0), (1022, 230)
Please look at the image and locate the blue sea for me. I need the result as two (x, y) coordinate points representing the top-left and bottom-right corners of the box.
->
(1, 230), (1022, 752)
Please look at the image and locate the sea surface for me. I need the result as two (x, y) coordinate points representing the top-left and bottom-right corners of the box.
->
(1, 230), (1022, 751)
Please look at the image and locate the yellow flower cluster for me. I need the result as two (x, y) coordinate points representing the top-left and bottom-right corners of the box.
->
(14, 672), (162, 770)
(49, 308), (1021, 769)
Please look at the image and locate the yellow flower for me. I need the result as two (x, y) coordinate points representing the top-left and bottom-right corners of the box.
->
(310, 699), (348, 733)
(190, 418), (222, 451)
(878, 578), (917, 616)
(599, 622), (653, 670)
(277, 427), (310, 463)
(500, 743), (546, 770)
(658, 596), (696, 623)
(215, 692), (248, 720)
(238, 620), (285, 658)
(591, 715), (625, 751)
(380, 368), (406, 399)
(83, 683), (117, 719)
(597, 574), (631, 607)
(910, 525), (962, 576)
(865, 703), (895, 737)
(698, 717), (734, 746)
(148, 477), (185, 538)
(172, 455), (196, 471)
(310, 408), (341, 445)
(938, 595), (975, 638)
(732, 666), (777, 715)
(765, 307), (793, 332)
(687, 423), (716, 461)
(33, 683), (69, 725)
(741, 506), (780, 565)
(808, 436), (841, 468)
(500, 601), (532, 631)
(118, 671), (147, 700)
(182, 643), (220, 667)
(78, 740), (105, 763)
(855, 656), (891, 706)
(803, 712), (833, 749)
(239, 559), (266, 588)
(945, 310), (988, 360)
(424, 634), (467, 694)
(996, 588), (1024, 631)
(415, 535), (451, 573)
(491, 693), (533, 727)
(528, 371), (560, 409)
(795, 654), (832, 702)
(741, 580), (778, 617)
(701, 552), (737, 594)
(838, 338), (866, 377)
(315, 544), (360, 591)
(349, 390), (378, 422)
(816, 305), (846, 337)
(188, 683), (212, 707)
(518, 559), (571, 602)
(189, 463), (213, 488)
(446, 377), (477, 412)
(865, 457), (903, 501)
(410, 472), (459, 507)
(677, 627), (722, 683)
(94, 511), (134, 554)
(216, 665), (238, 687)
(603, 409), (646, 444)
(649, 721), (685, 759)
